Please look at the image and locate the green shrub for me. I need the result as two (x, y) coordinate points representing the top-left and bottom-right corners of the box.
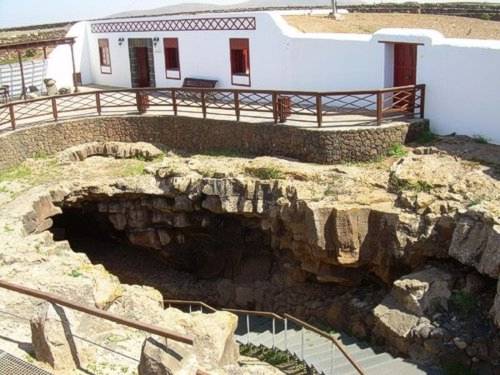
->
(472, 134), (490, 144)
(415, 130), (438, 144)
(450, 291), (477, 317)
(387, 143), (408, 158)
(391, 176), (432, 193)
(443, 362), (474, 375)
(245, 166), (284, 180)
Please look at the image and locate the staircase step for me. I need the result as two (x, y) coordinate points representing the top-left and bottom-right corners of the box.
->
(364, 358), (441, 375)
(325, 353), (396, 375)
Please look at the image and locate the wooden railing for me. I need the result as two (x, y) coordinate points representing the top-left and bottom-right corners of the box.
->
(0, 84), (425, 131)
(0, 279), (194, 345)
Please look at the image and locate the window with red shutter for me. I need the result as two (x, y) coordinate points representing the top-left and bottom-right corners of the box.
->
(164, 38), (181, 79)
(98, 39), (111, 74)
(230, 38), (250, 86)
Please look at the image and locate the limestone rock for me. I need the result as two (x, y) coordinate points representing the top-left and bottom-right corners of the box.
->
(89, 264), (123, 309)
(138, 337), (196, 375)
(373, 295), (420, 354)
(58, 141), (163, 163)
(449, 212), (500, 279)
(138, 309), (239, 374)
(491, 279), (500, 328)
(30, 302), (79, 372)
(392, 267), (454, 316)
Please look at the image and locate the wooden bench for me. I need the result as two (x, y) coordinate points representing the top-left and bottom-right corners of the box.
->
(182, 78), (217, 89)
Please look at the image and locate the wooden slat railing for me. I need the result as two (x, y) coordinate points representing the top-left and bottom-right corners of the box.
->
(0, 279), (194, 345)
(0, 84), (425, 131)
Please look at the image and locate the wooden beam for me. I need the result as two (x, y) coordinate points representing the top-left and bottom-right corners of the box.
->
(0, 37), (76, 52)
(70, 43), (78, 92)
(17, 50), (26, 100)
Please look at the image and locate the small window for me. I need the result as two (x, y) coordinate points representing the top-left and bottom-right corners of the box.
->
(164, 38), (181, 80)
(230, 38), (250, 86)
(98, 39), (111, 74)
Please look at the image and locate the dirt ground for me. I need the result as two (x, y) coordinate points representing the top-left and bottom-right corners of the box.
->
(285, 13), (500, 40)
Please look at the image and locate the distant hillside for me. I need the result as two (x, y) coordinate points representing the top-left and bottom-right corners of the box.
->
(108, 0), (337, 18)
(107, 1), (500, 19)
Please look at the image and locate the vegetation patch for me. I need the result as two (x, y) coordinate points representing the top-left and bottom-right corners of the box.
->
(472, 134), (490, 144)
(387, 143), (408, 158)
(390, 176), (432, 193)
(443, 362), (474, 375)
(120, 161), (147, 177)
(450, 291), (477, 317)
(0, 165), (32, 182)
(244, 166), (285, 180)
(415, 130), (438, 145)
(240, 344), (317, 375)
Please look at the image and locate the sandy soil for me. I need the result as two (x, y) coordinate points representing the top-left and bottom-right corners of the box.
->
(285, 13), (500, 40)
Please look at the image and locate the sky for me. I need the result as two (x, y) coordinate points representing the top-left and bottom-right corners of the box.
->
(3, 0), (500, 28)
(0, 0), (246, 28)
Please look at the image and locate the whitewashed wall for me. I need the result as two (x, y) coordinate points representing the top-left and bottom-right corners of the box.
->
(50, 11), (500, 143)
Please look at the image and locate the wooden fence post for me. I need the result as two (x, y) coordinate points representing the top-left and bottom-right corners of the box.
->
(272, 92), (278, 124)
(234, 92), (240, 122)
(51, 97), (58, 121)
(172, 89), (178, 116)
(376, 92), (383, 125)
(316, 94), (323, 128)
(420, 85), (426, 119)
(96, 92), (102, 115)
(8, 104), (16, 130)
(201, 91), (207, 119)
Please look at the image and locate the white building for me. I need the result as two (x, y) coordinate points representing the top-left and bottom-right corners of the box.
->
(49, 10), (500, 143)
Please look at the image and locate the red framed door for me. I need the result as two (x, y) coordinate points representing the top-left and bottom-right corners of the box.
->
(393, 43), (417, 110)
(134, 47), (150, 88)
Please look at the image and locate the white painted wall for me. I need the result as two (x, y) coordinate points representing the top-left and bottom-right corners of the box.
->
(47, 22), (91, 89)
(48, 11), (500, 143)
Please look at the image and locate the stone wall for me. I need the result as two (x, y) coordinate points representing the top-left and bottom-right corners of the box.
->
(0, 115), (428, 169)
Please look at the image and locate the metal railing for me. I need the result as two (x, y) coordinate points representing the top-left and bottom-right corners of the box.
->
(0, 84), (425, 131)
(164, 300), (365, 375)
(0, 279), (194, 345)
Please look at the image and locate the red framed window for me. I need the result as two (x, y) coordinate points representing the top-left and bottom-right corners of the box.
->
(164, 38), (181, 79)
(98, 39), (111, 74)
(230, 38), (250, 86)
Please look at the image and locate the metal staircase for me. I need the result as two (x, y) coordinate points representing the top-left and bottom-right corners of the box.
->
(164, 300), (442, 375)
(233, 314), (438, 375)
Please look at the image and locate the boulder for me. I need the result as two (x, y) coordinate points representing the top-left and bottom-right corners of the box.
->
(449, 213), (500, 279)
(30, 302), (79, 372)
(138, 309), (239, 374)
(391, 267), (454, 316)
(57, 141), (163, 163)
(491, 279), (500, 328)
(373, 295), (420, 354)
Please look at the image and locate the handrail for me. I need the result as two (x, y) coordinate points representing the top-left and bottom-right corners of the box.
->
(164, 299), (217, 313)
(0, 279), (194, 345)
(284, 313), (366, 375)
(161, 300), (364, 373)
(223, 308), (285, 321)
(0, 84), (425, 130)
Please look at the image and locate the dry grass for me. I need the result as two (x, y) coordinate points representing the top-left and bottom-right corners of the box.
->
(285, 13), (500, 40)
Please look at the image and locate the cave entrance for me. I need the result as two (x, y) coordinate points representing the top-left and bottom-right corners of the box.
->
(49, 196), (276, 305)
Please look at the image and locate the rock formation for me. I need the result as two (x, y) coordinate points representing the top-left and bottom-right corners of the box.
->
(0, 138), (498, 372)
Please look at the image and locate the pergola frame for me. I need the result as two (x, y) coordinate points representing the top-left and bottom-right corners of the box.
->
(0, 37), (77, 99)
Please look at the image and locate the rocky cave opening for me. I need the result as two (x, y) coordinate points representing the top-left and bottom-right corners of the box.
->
(47, 193), (354, 316)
